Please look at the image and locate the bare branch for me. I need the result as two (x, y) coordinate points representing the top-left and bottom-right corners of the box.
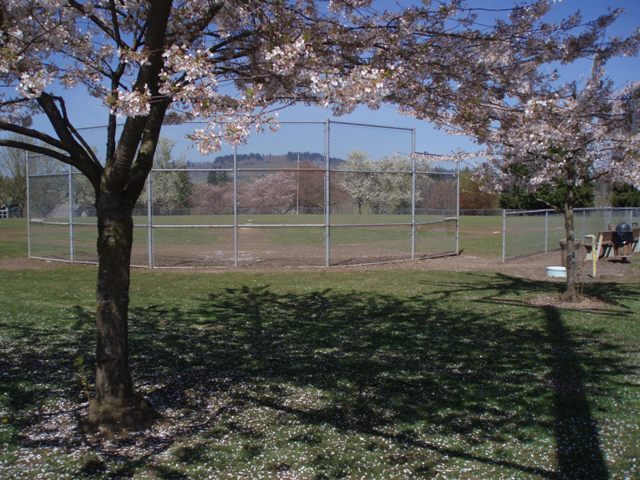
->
(51, 96), (101, 167)
(0, 120), (67, 150)
(36, 93), (102, 187)
(67, 0), (122, 46)
(0, 139), (71, 164)
(108, 0), (123, 48)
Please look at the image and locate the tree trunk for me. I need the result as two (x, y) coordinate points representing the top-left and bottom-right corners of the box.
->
(561, 188), (578, 302)
(87, 192), (153, 434)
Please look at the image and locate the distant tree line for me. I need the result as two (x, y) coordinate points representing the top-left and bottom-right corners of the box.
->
(7, 142), (640, 219)
(0, 144), (26, 215)
(611, 183), (640, 207)
(459, 163), (640, 210)
(190, 151), (343, 169)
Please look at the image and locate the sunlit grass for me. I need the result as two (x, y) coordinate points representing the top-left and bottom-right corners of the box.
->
(0, 219), (27, 259)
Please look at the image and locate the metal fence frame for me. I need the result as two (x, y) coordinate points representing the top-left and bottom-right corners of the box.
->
(26, 120), (462, 268)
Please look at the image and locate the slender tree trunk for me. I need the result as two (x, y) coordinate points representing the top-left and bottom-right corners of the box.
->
(87, 191), (153, 433)
(562, 187), (578, 302)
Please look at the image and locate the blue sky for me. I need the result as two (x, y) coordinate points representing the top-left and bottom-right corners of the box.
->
(28, 0), (640, 160)
(282, 0), (640, 156)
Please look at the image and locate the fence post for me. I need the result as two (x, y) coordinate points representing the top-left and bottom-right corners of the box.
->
(147, 170), (154, 268)
(26, 151), (31, 259)
(411, 128), (416, 260)
(324, 119), (331, 267)
(502, 209), (506, 262)
(544, 211), (548, 253)
(68, 165), (74, 262)
(455, 159), (460, 255)
(233, 145), (238, 267)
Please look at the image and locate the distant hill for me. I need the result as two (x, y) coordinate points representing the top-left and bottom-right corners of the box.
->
(186, 152), (344, 183)
(189, 151), (343, 170)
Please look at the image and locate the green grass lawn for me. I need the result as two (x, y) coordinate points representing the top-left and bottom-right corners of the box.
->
(0, 264), (639, 479)
(0, 219), (27, 259)
(17, 214), (462, 266)
(17, 208), (635, 265)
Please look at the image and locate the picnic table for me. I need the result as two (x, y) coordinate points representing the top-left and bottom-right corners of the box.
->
(584, 227), (639, 260)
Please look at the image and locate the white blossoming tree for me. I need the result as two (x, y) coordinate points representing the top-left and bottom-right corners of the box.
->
(340, 153), (415, 215)
(385, 4), (640, 302)
(0, 0), (399, 433)
(339, 151), (375, 215)
(1, 0), (633, 432)
(483, 62), (640, 301)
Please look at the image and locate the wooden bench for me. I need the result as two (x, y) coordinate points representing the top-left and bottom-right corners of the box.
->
(584, 229), (638, 260)
(584, 229), (636, 276)
(597, 231), (615, 259)
(584, 231), (615, 260)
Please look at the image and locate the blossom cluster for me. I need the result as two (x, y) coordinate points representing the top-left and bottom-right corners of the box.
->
(106, 87), (151, 118)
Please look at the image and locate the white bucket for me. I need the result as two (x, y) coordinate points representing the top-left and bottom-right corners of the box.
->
(546, 266), (567, 278)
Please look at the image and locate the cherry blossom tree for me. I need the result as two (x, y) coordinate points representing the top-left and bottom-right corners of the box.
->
(387, 4), (639, 302)
(484, 63), (639, 301)
(2, 0), (634, 432)
(340, 152), (415, 214)
(190, 181), (232, 215)
(339, 151), (374, 215)
(0, 0), (396, 433)
(239, 170), (297, 214)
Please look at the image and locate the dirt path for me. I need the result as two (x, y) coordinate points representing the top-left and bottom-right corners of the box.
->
(2, 248), (639, 284)
(400, 251), (640, 284)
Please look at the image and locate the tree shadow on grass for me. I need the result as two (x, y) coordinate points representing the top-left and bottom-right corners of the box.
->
(415, 272), (640, 479)
(2, 274), (637, 478)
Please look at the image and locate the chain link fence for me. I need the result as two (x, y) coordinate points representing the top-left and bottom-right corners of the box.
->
(26, 120), (460, 268)
(502, 207), (639, 261)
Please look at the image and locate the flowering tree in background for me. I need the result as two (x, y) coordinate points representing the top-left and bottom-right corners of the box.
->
(339, 151), (374, 214)
(388, 3), (639, 302)
(340, 152), (413, 214)
(476, 58), (640, 301)
(1, 0), (634, 431)
(141, 138), (192, 214)
(239, 170), (297, 214)
(373, 155), (413, 214)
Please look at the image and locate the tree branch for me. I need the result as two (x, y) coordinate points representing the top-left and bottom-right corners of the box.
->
(53, 96), (102, 168)
(0, 121), (67, 151)
(67, 0), (121, 46)
(0, 139), (72, 164)
(126, 98), (171, 202)
(109, 0), (123, 48)
(37, 93), (102, 188)
(108, 0), (173, 190)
